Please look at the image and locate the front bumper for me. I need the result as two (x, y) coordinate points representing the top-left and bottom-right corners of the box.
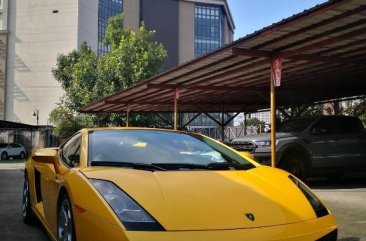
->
(75, 204), (337, 241)
(124, 214), (337, 241)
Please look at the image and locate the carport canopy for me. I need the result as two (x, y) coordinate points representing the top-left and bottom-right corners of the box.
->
(79, 0), (366, 116)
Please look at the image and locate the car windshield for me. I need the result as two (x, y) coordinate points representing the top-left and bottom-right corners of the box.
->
(278, 117), (317, 133)
(88, 130), (255, 171)
(0, 143), (7, 148)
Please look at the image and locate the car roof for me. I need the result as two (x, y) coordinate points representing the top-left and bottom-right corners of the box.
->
(80, 127), (193, 134)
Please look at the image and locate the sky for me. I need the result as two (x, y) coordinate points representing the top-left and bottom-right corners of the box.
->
(226, 0), (328, 40)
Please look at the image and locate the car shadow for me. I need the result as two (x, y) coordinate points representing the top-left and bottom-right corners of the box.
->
(338, 237), (360, 241)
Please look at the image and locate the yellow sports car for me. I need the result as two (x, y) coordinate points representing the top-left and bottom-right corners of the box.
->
(23, 128), (337, 241)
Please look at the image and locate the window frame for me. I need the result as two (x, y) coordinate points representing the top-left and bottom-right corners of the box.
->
(60, 132), (82, 167)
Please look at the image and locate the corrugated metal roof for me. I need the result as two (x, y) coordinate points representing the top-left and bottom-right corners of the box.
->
(79, 0), (366, 114)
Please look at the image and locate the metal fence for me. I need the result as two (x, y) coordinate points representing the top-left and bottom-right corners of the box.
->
(0, 128), (59, 156)
(188, 125), (261, 142)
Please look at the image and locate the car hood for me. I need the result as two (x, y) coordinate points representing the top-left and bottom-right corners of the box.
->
(232, 132), (295, 142)
(81, 166), (317, 231)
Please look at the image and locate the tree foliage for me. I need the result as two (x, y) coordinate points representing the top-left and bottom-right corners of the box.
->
(240, 117), (266, 133)
(49, 14), (167, 136)
(278, 104), (323, 121)
(48, 105), (94, 137)
(341, 98), (366, 126)
(52, 43), (99, 110)
(99, 19), (167, 89)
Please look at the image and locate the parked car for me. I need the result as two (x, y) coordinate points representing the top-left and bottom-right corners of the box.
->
(0, 143), (27, 160)
(231, 115), (366, 180)
(23, 128), (337, 241)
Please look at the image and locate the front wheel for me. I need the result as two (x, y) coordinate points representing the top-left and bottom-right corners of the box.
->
(22, 174), (35, 224)
(20, 151), (26, 159)
(58, 194), (76, 241)
(1, 152), (8, 160)
(280, 157), (308, 181)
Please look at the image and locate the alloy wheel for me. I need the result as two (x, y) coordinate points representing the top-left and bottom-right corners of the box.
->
(22, 179), (29, 219)
(58, 197), (74, 241)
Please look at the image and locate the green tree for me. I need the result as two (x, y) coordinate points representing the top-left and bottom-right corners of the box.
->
(278, 104), (323, 121)
(99, 18), (167, 89)
(48, 105), (94, 138)
(240, 117), (266, 133)
(53, 42), (99, 110)
(49, 14), (167, 137)
(341, 98), (366, 126)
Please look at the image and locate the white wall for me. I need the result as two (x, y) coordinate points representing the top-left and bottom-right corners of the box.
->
(78, 0), (98, 51)
(6, 0), (79, 125)
(0, 0), (9, 30)
(124, 0), (140, 32)
(179, 1), (195, 64)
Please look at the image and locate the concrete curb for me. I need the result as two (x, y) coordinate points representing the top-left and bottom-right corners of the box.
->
(0, 163), (25, 170)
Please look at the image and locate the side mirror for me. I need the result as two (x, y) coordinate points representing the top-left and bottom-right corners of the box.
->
(32, 148), (60, 174)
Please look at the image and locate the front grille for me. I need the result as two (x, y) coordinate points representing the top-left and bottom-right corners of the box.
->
(316, 229), (337, 241)
(230, 141), (255, 153)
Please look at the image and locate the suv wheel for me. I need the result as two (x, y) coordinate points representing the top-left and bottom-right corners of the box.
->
(280, 157), (307, 181)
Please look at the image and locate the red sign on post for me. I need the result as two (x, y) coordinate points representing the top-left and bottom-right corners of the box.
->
(174, 88), (180, 100)
(272, 58), (282, 87)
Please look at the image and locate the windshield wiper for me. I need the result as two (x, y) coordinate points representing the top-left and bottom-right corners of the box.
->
(153, 162), (255, 171)
(206, 162), (255, 170)
(152, 163), (209, 170)
(90, 161), (167, 171)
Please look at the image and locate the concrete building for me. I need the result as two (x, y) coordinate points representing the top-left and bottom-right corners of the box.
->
(1, 0), (234, 125)
(124, 0), (234, 70)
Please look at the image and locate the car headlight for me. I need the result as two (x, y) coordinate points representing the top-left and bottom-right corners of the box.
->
(289, 175), (329, 218)
(254, 140), (271, 148)
(90, 179), (165, 231)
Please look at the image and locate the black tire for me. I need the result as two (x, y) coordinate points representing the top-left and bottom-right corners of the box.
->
(1, 152), (8, 160)
(58, 193), (76, 241)
(20, 152), (26, 159)
(22, 174), (35, 224)
(280, 157), (308, 181)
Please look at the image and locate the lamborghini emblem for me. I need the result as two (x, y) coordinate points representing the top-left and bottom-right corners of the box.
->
(245, 213), (255, 221)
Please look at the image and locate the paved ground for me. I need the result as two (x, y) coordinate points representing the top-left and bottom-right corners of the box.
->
(309, 176), (366, 241)
(0, 163), (50, 241)
(0, 163), (365, 241)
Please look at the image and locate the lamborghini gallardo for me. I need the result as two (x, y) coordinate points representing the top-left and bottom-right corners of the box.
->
(23, 128), (337, 241)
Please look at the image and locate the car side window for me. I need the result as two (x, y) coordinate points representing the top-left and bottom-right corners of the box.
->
(311, 118), (337, 135)
(337, 117), (362, 134)
(61, 133), (81, 167)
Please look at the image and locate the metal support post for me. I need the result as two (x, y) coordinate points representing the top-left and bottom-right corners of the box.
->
(126, 104), (130, 127)
(221, 112), (225, 142)
(270, 66), (277, 168)
(173, 89), (179, 130)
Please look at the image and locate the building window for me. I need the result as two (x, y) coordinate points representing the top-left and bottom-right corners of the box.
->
(98, 0), (123, 56)
(194, 4), (224, 58)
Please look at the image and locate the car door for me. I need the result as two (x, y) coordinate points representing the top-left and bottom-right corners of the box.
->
(7, 144), (14, 156)
(336, 117), (366, 168)
(41, 133), (81, 236)
(307, 117), (342, 168)
(10, 143), (20, 156)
